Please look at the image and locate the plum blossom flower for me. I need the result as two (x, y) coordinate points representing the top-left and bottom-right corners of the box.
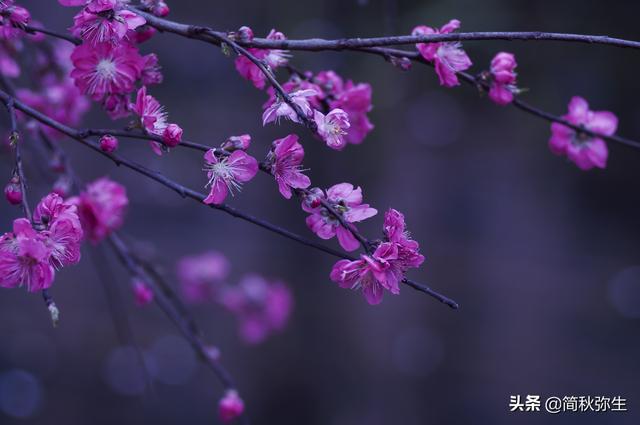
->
(140, 53), (162, 85)
(267, 134), (310, 199)
(317, 71), (374, 145)
(70, 5), (145, 45)
(219, 275), (293, 345)
(129, 86), (178, 154)
(70, 42), (143, 101)
(330, 209), (424, 305)
(262, 88), (316, 125)
(69, 177), (128, 243)
(0, 1), (31, 40)
(99, 134), (118, 152)
(412, 20), (472, 87)
(488, 52), (517, 105)
(305, 183), (377, 251)
(202, 149), (258, 205)
(0, 219), (55, 292)
(234, 27), (290, 89)
(176, 251), (230, 303)
(314, 108), (350, 150)
(132, 278), (154, 306)
(549, 96), (617, 170)
(4, 176), (21, 205)
(34, 193), (83, 269)
(218, 390), (244, 423)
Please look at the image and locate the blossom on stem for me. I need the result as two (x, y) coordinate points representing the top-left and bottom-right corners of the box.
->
(549, 96), (617, 170)
(162, 123), (182, 147)
(0, 1), (31, 39)
(221, 134), (251, 152)
(202, 149), (258, 205)
(99, 134), (118, 153)
(234, 27), (290, 89)
(488, 52), (517, 105)
(0, 218), (55, 292)
(68, 177), (128, 243)
(4, 176), (22, 205)
(330, 208), (424, 305)
(218, 390), (244, 423)
(70, 4), (145, 45)
(314, 108), (350, 150)
(262, 89), (316, 125)
(129, 86), (179, 154)
(267, 134), (310, 199)
(412, 20), (472, 87)
(305, 183), (377, 252)
(133, 278), (154, 306)
(70, 42), (143, 101)
(34, 193), (83, 269)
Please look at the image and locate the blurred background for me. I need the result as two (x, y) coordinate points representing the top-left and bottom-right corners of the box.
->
(1, 0), (640, 424)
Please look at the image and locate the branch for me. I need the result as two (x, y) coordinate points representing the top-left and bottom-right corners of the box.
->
(0, 89), (457, 308)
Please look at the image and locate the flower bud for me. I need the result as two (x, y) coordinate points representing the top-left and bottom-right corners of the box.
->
(218, 390), (244, 423)
(4, 178), (22, 205)
(221, 134), (251, 152)
(162, 123), (183, 148)
(99, 134), (119, 153)
(133, 279), (154, 306)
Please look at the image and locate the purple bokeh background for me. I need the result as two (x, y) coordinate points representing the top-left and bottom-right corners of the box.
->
(1, 1), (640, 424)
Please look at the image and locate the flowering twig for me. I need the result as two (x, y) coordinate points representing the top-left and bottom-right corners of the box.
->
(0, 89), (457, 308)
(117, 10), (639, 151)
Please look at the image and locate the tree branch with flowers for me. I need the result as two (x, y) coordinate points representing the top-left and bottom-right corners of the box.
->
(0, 0), (637, 423)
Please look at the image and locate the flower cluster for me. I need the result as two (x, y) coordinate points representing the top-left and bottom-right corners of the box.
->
(413, 19), (472, 87)
(549, 96), (617, 170)
(177, 251), (293, 345)
(488, 52), (518, 105)
(0, 193), (82, 292)
(234, 27), (289, 90)
(330, 209), (424, 305)
(261, 70), (374, 148)
(61, 0), (182, 150)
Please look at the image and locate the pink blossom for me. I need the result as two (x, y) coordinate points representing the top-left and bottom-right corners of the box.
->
(71, 42), (143, 101)
(69, 177), (128, 243)
(330, 242), (401, 305)
(162, 123), (182, 147)
(34, 193), (83, 269)
(326, 76), (374, 145)
(132, 25), (156, 44)
(219, 275), (293, 345)
(264, 78), (324, 111)
(314, 108), (350, 150)
(99, 134), (118, 153)
(489, 52), (517, 105)
(202, 149), (258, 205)
(177, 251), (230, 303)
(140, 53), (162, 85)
(129, 86), (171, 154)
(412, 20), (472, 87)
(0, 1), (30, 39)
(218, 390), (244, 423)
(305, 183), (377, 252)
(70, 6), (145, 45)
(221, 134), (251, 152)
(382, 208), (425, 270)
(133, 279), (154, 306)
(0, 218), (55, 292)
(268, 134), (310, 199)
(234, 28), (289, 89)
(549, 96), (617, 170)
(4, 177), (21, 205)
(262, 88), (316, 125)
